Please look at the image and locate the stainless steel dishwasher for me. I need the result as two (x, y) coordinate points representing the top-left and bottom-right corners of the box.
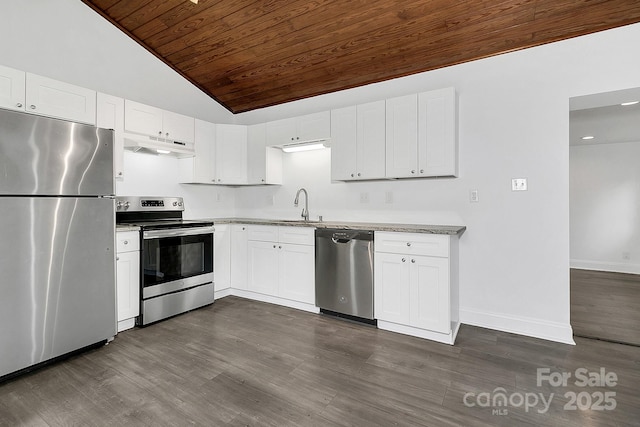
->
(315, 228), (375, 322)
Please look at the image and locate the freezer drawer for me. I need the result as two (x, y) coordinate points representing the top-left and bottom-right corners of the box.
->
(0, 197), (116, 378)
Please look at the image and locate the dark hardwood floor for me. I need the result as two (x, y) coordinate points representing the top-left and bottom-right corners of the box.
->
(571, 268), (640, 346)
(1, 296), (639, 426)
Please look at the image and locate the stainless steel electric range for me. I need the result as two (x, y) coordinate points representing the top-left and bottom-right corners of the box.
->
(116, 196), (215, 326)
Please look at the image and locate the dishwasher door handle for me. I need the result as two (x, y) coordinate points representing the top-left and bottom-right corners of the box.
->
(331, 237), (352, 244)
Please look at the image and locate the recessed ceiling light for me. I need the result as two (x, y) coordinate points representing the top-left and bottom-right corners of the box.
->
(621, 101), (639, 106)
(581, 136), (594, 140)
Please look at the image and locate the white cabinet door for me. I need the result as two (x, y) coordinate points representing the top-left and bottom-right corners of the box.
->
(124, 100), (163, 137)
(330, 106), (357, 181)
(356, 100), (386, 179)
(116, 250), (140, 323)
(214, 224), (231, 292)
(247, 240), (279, 296)
(162, 110), (194, 144)
(247, 123), (267, 184)
(297, 111), (330, 141)
(418, 87), (457, 177)
(279, 243), (315, 304)
(25, 73), (96, 125)
(0, 65), (25, 112)
(97, 93), (125, 180)
(386, 94), (418, 178)
(179, 119), (216, 184)
(374, 253), (411, 324)
(215, 124), (248, 184)
(230, 224), (248, 290)
(410, 255), (450, 333)
(266, 117), (296, 145)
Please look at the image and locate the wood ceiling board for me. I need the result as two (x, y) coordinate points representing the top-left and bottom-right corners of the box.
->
(161, 0), (338, 71)
(81, 0), (640, 113)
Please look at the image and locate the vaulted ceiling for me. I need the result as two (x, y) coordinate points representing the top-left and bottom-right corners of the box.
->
(81, 0), (640, 114)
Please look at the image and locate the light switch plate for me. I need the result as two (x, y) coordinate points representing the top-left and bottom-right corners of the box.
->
(512, 178), (528, 191)
(470, 190), (479, 202)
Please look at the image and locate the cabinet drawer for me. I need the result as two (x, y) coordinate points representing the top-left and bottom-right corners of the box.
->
(374, 231), (449, 257)
(279, 226), (315, 245)
(247, 225), (279, 242)
(116, 231), (140, 253)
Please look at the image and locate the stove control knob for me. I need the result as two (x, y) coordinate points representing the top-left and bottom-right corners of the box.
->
(178, 201), (183, 206)
(123, 201), (130, 210)
(116, 201), (123, 210)
(173, 201), (178, 206)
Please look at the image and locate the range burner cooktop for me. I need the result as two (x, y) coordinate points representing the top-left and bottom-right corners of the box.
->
(115, 196), (213, 229)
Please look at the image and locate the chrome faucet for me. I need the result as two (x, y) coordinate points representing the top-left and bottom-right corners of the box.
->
(294, 188), (309, 221)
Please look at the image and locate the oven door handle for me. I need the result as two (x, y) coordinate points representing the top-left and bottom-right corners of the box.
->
(143, 226), (215, 239)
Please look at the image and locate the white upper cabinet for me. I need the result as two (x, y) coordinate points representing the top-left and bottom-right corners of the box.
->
(418, 87), (457, 177)
(124, 100), (194, 144)
(266, 111), (330, 146)
(331, 100), (385, 181)
(215, 124), (248, 184)
(385, 88), (457, 178)
(96, 93), (125, 180)
(124, 100), (163, 137)
(178, 119), (216, 184)
(2, 65), (97, 124)
(385, 94), (418, 178)
(0, 65), (26, 112)
(247, 123), (282, 185)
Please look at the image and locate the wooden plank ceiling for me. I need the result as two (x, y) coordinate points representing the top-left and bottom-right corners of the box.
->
(81, 0), (640, 113)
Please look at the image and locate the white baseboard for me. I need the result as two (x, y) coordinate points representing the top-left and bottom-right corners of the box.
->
(570, 259), (640, 275)
(214, 287), (233, 300)
(460, 307), (575, 345)
(228, 289), (320, 314)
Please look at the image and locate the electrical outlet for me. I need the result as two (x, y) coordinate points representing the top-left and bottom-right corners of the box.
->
(385, 191), (393, 204)
(512, 178), (528, 191)
(360, 192), (370, 203)
(470, 190), (479, 203)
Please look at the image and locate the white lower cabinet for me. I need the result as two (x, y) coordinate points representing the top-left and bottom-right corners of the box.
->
(230, 224), (248, 290)
(116, 231), (140, 332)
(214, 224), (231, 294)
(374, 231), (459, 344)
(245, 225), (316, 309)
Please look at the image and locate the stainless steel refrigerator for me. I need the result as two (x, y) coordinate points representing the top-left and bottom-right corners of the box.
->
(0, 109), (116, 380)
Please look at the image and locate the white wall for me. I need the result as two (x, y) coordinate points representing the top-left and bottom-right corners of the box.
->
(3, 0), (640, 344)
(570, 141), (640, 274)
(0, 0), (233, 124)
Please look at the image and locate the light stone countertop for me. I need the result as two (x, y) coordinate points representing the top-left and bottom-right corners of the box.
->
(116, 224), (141, 232)
(210, 218), (465, 235)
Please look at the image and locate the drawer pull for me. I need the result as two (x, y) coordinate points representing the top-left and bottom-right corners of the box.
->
(411, 259), (415, 263)
(401, 258), (406, 263)
(406, 242), (411, 247)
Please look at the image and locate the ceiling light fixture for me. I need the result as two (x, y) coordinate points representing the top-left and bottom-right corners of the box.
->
(581, 136), (594, 140)
(621, 101), (639, 106)
(156, 149), (171, 154)
(281, 142), (326, 153)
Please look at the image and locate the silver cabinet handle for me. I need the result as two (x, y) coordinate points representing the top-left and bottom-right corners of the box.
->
(357, 173), (361, 177)
(351, 173), (354, 177)
(123, 240), (128, 245)
(401, 257), (406, 262)
(16, 102), (23, 108)
(273, 244), (276, 248)
(411, 170), (416, 174)
(116, 256), (120, 261)
(420, 169), (424, 174)
(406, 242), (411, 247)
(118, 171), (123, 176)
(166, 132), (169, 138)
(158, 131), (162, 135)
(30, 105), (36, 110)
(411, 259), (415, 263)
(278, 245), (282, 249)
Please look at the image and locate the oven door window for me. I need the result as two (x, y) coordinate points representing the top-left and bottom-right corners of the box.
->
(143, 233), (213, 286)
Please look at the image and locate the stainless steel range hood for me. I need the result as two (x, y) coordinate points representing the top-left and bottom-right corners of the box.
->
(124, 133), (195, 158)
